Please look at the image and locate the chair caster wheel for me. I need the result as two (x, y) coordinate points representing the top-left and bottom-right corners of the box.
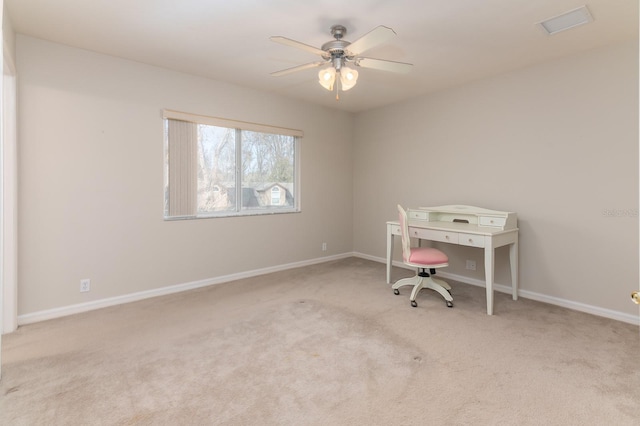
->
(411, 300), (418, 308)
(446, 301), (453, 308)
(393, 289), (400, 295)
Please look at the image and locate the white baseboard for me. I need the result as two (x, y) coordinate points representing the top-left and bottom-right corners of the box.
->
(16, 252), (639, 327)
(354, 252), (640, 326)
(16, 253), (353, 327)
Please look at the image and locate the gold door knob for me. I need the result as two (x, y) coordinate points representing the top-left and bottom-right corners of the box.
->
(632, 291), (640, 305)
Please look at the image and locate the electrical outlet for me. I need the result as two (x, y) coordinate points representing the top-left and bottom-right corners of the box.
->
(80, 279), (91, 292)
(322, 242), (327, 251)
(465, 260), (476, 271)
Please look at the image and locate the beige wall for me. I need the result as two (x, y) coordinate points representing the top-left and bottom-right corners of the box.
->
(17, 35), (354, 315)
(353, 40), (639, 317)
(15, 34), (639, 321)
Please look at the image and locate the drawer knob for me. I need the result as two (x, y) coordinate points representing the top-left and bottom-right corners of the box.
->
(445, 236), (449, 240)
(468, 239), (473, 242)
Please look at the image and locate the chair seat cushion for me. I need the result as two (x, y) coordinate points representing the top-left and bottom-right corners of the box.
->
(409, 247), (449, 265)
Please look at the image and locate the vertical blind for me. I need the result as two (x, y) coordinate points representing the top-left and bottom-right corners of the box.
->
(167, 119), (197, 217)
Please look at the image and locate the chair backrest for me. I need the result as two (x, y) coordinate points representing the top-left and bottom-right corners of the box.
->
(397, 204), (412, 263)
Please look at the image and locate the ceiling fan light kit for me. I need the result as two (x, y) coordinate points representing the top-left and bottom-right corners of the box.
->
(318, 62), (358, 98)
(271, 24), (412, 100)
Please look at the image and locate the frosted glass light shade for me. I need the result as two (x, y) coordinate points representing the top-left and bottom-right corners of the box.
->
(318, 67), (336, 90)
(340, 67), (358, 91)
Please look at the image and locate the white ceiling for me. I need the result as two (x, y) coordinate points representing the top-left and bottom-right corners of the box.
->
(5, 0), (638, 113)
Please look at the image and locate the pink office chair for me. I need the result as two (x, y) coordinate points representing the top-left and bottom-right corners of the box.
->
(393, 204), (454, 308)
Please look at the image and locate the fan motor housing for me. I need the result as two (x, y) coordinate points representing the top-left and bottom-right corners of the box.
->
(321, 25), (354, 59)
(321, 40), (351, 56)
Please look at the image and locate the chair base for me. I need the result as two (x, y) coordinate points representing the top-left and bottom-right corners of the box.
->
(392, 274), (453, 308)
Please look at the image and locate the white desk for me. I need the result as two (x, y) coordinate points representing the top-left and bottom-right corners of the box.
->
(386, 219), (518, 315)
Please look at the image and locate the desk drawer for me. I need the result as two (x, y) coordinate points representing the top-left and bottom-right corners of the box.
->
(459, 233), (485, 248)
(411, 228), (458, 244)
(408, 210), (428, 220)
(479, 216), (506, 228)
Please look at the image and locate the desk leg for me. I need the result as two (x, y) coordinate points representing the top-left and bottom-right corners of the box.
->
(386, 228), (394, 284)
(484, 244), (495, 315)
(510, 235), (519, 300)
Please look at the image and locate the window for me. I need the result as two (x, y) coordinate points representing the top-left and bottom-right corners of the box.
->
(270, 186), (281, 206)
(163, 110), (302, 219)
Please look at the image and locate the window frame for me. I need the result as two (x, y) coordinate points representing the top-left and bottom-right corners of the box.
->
(163, 109), (302, 220)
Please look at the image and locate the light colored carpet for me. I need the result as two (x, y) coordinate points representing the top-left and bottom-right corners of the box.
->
(1, 257), (639, 425)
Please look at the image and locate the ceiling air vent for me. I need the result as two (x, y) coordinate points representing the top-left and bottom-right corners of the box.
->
(538, 5), (593, 35)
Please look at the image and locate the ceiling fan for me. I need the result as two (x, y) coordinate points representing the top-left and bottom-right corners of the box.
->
(270, 24), (413, 99)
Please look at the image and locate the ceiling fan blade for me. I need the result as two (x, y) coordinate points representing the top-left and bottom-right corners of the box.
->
(270, 36), (328, 58)
(345, 25), (397, 56)
(271, 61), (327, 77)
(355, 57), (413, 74)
